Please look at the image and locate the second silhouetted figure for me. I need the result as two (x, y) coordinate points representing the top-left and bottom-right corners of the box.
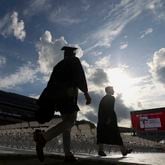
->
(97, 86), (132, 156)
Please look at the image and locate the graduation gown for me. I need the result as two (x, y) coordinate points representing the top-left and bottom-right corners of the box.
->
(97, 95), (123, 145)
(37, 56), (88, 115)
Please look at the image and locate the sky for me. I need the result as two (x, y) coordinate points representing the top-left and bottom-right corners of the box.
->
(0, 0), (165, 127)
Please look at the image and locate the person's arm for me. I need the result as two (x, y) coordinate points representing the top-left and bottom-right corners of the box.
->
(73, 57), (91, 105)
(84, 92), (91, 105)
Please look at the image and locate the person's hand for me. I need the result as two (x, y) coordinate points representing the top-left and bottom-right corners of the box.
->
(84, 92), (91, 105)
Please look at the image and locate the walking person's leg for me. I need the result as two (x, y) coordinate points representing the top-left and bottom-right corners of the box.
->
(63, 129), (71, 155)
(118, 134), (132, 156)
(119, 145), (133, 156)
(98, 144), (106, 156)
(33, 111), (77, 162)
(61, 112), (77, 161)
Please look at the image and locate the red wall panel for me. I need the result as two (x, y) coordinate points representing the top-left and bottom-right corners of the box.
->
(131, 109), (165, 132)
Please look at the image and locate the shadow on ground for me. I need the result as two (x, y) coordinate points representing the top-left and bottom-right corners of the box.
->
(0, 154), (149, 165)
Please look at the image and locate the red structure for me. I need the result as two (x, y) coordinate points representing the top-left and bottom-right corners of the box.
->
(130, 107), (165, 133)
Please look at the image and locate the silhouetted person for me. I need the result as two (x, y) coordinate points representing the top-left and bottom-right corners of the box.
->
(33, 46), (91, 162)
(97, 86), (132, 156)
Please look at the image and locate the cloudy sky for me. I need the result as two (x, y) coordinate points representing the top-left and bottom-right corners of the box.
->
(0, 0), (165, 127)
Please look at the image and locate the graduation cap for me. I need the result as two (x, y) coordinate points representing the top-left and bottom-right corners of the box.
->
(61, 46), (78, 57)
(61, 46), (78, 51)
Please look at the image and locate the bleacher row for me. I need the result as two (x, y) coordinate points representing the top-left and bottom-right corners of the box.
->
(0, 90), (38, 125)
(0, 124), (164, 154)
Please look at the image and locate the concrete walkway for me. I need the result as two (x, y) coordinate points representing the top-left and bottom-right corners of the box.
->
(0, 153), (146, 165)
(0, 147), (164, 165)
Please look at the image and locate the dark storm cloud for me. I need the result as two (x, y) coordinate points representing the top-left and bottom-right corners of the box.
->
(84, 111), (98, 124)
(78, 90), (103, 123)
(156, 66), (165, 84)
(115, 94), (132, 122)
(78, 90), (102, 110)
(89, 68), (108, 86)
(78, 90), (132, 124)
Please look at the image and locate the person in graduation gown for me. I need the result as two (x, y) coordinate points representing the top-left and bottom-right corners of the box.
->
(97, 86), (132, 156)
(33, 46), (91, 162)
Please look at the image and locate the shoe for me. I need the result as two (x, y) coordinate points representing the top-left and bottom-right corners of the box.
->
(122, 149), (133, 156)
(64, 154), (77, 162)
(33, 129), (46, 162)
(98, 151), (107, 156)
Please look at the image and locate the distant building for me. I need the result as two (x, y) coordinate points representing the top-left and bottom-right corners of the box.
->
(130, 107), (165, 134)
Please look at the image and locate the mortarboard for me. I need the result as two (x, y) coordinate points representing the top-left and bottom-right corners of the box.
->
(61, 46), (78, 51)
(61, 46), (78, 56)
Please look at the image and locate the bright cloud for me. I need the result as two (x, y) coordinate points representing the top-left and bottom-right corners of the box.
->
(36, 30), (67, 74)
(36, 30), (84, 75)
(0, 63), (38, 89)
(0, 11), (26, 41)
(129, 75), (165, 109)
(148, 48), (165, 84)
(95, 56), (111, 68)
